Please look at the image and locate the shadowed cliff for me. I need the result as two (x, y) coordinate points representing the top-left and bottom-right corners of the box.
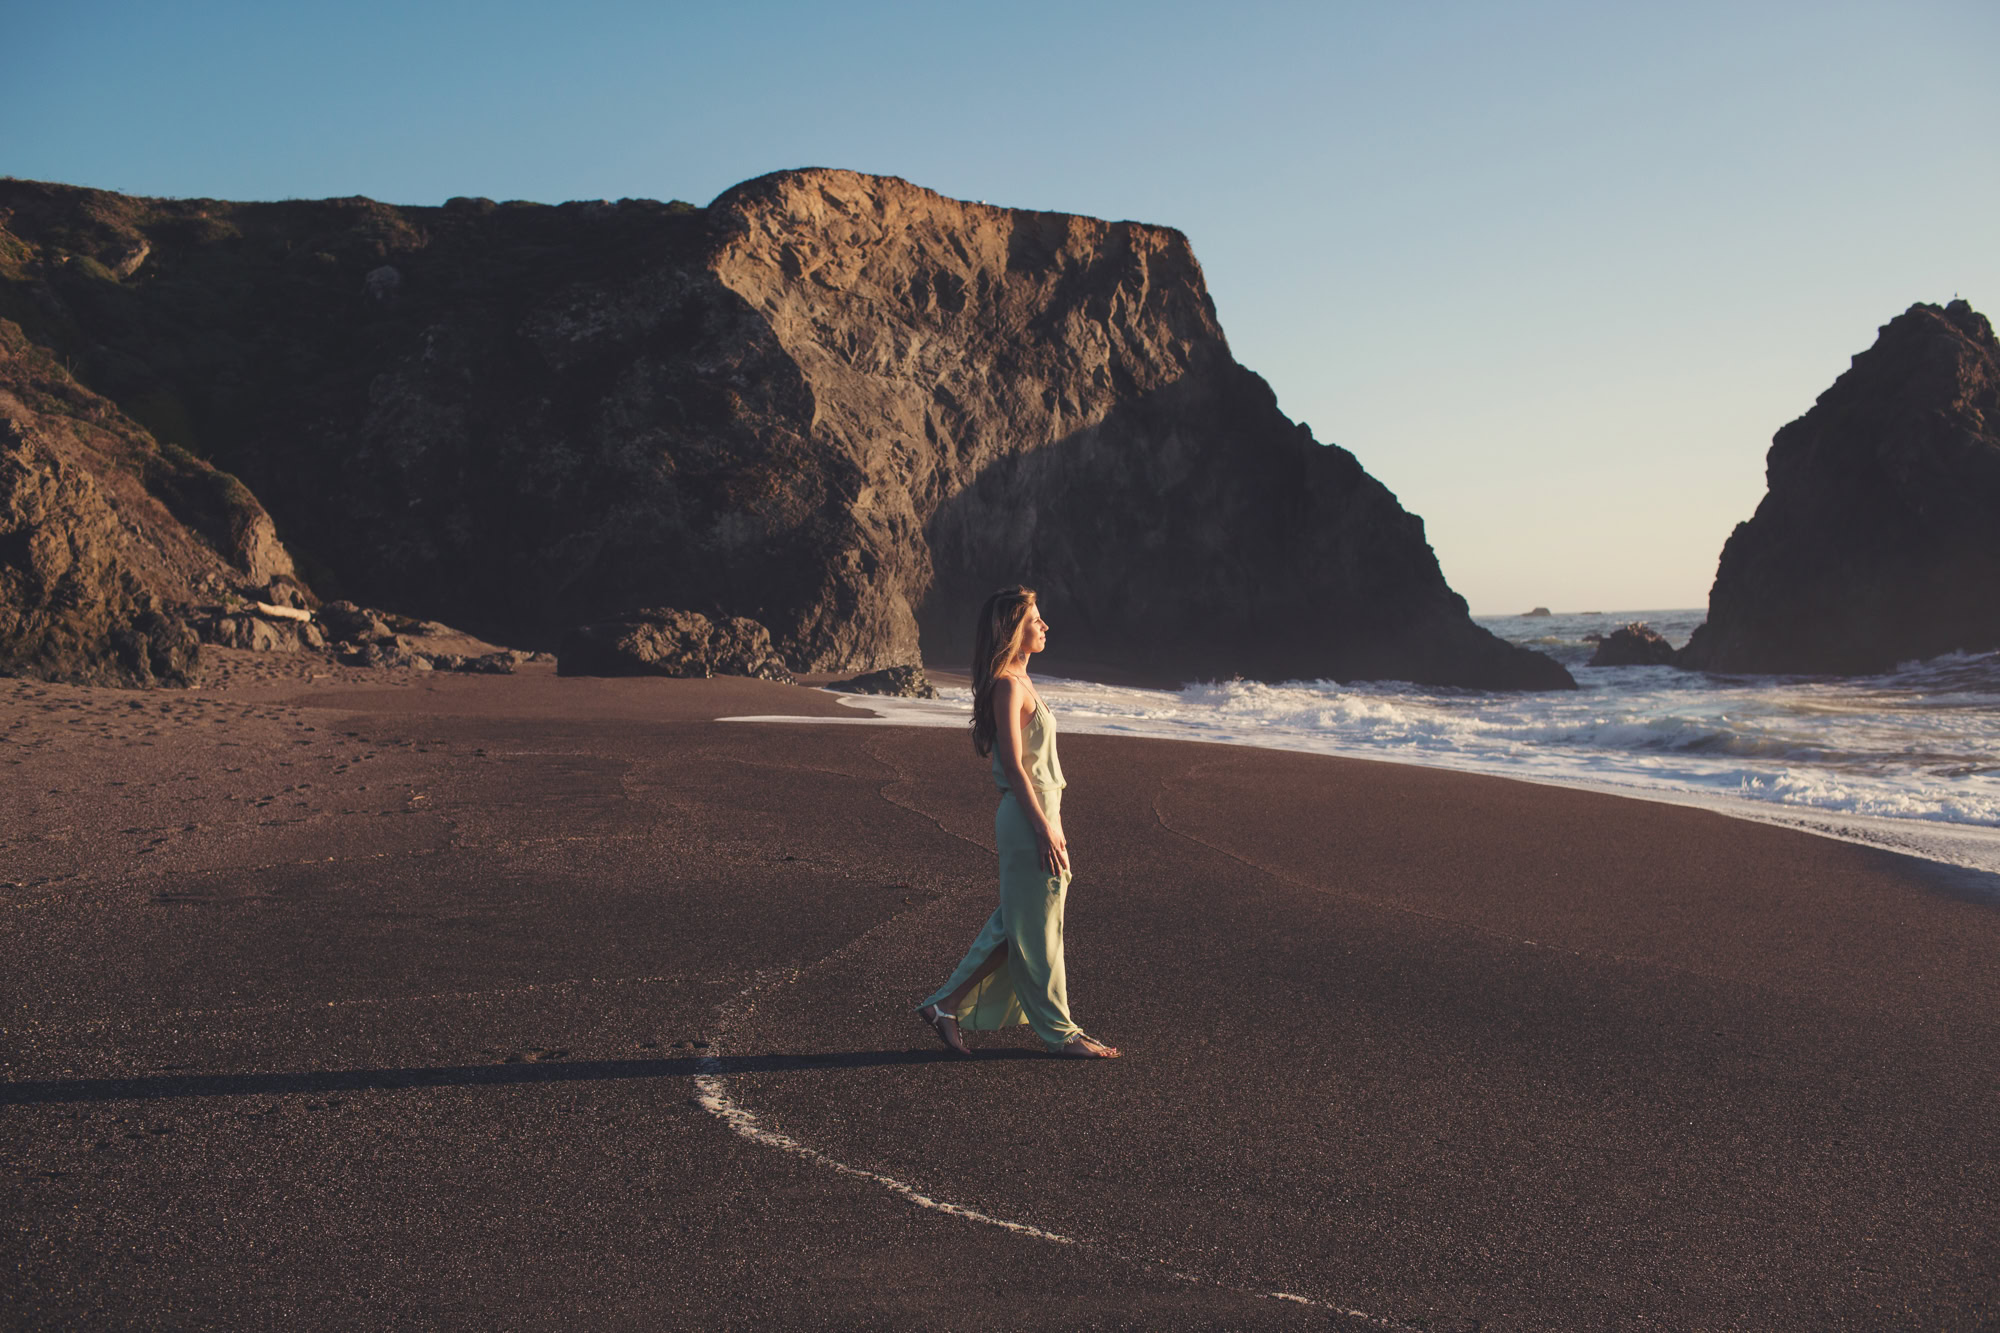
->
(0, 169), (1571, 688)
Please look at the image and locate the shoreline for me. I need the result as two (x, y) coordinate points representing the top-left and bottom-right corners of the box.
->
(745, 681), (2000, 885)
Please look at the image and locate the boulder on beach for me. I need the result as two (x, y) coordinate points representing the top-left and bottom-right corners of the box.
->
(310, 600), (529, 672)
(1587, 622), (1677, 667)
(828, 664), (937, 698)
(1679, 300), (2000, 675)
(558, 608), (796, 682)
(425, 651), (521, 674)
(197, 611), (325, 653)
(316, 600), (392, 644)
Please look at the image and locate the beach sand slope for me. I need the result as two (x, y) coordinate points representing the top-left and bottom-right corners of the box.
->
(2, 657), (1995, 1329)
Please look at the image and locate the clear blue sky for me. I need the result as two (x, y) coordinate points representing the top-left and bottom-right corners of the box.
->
(11, 1), (1996, 613)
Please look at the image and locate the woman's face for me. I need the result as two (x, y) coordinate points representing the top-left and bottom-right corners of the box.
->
(1022, 605), (1048, 655)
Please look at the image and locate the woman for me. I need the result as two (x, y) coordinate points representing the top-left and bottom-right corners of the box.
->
(915, 586), (1121, 1059)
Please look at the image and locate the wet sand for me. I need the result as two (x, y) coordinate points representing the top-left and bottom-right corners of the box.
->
(3, 653), (1996, 1329)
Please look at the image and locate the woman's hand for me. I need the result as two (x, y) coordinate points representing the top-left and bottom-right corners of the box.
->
(1040, 817), (1070, 878)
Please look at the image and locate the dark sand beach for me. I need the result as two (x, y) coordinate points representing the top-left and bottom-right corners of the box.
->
(4, 655), (1996, 1330)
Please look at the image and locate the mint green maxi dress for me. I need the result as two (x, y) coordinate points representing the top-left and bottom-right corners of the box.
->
(920, 694), (1086, 1049)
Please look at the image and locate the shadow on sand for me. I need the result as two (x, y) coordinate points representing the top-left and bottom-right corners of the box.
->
(1, 1047), (1049, 1107)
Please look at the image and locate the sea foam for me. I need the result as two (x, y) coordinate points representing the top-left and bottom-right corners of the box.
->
(753, 611), (2000, 881)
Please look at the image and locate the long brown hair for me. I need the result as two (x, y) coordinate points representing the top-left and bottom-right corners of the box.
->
(971, 585), (1037, 757)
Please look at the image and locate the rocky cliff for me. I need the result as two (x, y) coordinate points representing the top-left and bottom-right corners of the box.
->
(1680, 300), (2000, 675)
(0, 170), (1571, 688)
(0, 318), (296, 685)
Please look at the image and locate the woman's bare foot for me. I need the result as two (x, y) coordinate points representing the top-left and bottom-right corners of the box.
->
(917, 1003), (971, 1056)
(1056, 1035), (1120, 1059)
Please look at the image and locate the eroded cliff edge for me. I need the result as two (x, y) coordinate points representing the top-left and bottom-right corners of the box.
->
(0, 169), (1571, 688)
(1680, 300), (1999, 675)
(0, 321), (290, 685)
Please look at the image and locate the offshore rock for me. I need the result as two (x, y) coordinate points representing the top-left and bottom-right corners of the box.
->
(1680, 301), (2000, 675)
(828, 664), (937, 698)
(558, 607), (796, 682)
(0, 172), (1571, 689)
(1586, 622), (1676, 667)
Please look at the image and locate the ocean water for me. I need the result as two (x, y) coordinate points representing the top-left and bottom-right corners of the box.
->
(732, 608), (2000, 878)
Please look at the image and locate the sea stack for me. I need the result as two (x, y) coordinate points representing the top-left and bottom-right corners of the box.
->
(0, 171), (1571, 689)
(1587, 623), (1676, 667)
(1680, 300), (2000, 675)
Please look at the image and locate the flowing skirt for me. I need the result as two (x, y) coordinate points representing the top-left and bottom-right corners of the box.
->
(920, 787), (1084, 1049)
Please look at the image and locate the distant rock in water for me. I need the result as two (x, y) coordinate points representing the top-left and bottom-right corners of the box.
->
(828, 664), (936, 698)
(1587, 623), (1676, 667)
(1680, 300), (2000, 675)
(559, 608), (795, 682)
(1523, 607), (1553, 617)
(0, 171), (1571, 690)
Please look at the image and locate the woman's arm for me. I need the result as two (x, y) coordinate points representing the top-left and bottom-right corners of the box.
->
(993, 676), (1069, 877)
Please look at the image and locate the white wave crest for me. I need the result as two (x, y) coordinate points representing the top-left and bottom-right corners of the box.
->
(731, 624), (2000, 877)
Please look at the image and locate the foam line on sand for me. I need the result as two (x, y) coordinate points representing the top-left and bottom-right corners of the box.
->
(692, 988), (1411, 1328)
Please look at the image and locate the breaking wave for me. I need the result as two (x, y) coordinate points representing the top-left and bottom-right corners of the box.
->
(832, 609), (2000, 876)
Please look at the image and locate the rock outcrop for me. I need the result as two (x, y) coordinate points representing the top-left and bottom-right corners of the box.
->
(1680, 301), (2000, 675)
(0, 417), (201, 685)
(197, 604), (326, 653)
(308, 601), (531, 672)
(0, 412), (193, 684)
(558, 608), (795, 682)
(0, 320), (261, 685)
(0, 309), (519, 684)
(828, 664), (937, 698)
(1586, 623), (1676, 667)
(0, 172), (1571, 689)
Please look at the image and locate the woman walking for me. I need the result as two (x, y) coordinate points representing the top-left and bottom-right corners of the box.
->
(916, 586), (1120, 1059)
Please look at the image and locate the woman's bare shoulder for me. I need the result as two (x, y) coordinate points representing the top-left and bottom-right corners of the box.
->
(990, 672), (1029, 711)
